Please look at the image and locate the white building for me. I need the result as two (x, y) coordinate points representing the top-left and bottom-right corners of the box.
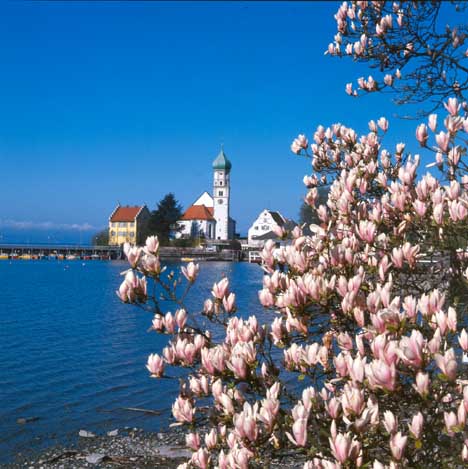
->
(247, 209), (296, 248)
(176, 149), (236, 240)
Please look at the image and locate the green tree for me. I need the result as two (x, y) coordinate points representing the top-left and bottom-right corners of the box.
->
(93, 228), (109, 246)
(145, 193), (183, 245)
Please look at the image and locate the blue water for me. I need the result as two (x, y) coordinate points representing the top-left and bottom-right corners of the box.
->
(0, 260), (264, 464)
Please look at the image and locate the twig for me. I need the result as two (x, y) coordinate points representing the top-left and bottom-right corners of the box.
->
(121, 407), (162, 415)
(42, 450), (79, 464)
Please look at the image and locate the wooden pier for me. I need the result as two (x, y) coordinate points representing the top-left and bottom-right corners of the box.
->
(0, 244), (243, 262)
(0, 243), (122, 260)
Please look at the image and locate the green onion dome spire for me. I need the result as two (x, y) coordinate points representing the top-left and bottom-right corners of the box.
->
(212, 146), (232, 172)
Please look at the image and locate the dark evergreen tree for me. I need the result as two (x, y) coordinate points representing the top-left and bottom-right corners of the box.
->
(145, 193), (183, 245)
(93, 228), (109, 246)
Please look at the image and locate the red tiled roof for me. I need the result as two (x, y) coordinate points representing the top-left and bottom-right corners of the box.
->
(181, 205), (214, 221)
(110, 206), (144, 222)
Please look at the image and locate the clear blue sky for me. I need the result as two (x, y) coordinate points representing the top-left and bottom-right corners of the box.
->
(0, 1), (443, 240)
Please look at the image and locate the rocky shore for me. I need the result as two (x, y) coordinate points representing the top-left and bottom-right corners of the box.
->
(7, 428), (190, 469)
(7, 426), (306, 468)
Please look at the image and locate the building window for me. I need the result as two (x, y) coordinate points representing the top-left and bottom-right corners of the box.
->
(119, 222), (126, 227)
(129, 232), (135, 237)
(111, 230), (115, 236)
(219, 190), (223, 196)
(217, 199), (223, 204)
(262, 225), (269, 230)
(255, 226), (259, 230)
(129, 222), (135, 227)
(220, 181), (223, 186)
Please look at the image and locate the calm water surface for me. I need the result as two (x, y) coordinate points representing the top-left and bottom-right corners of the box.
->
(0, 260), (264, 464)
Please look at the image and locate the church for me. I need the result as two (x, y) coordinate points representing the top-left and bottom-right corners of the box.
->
(175, 148), (236, 240)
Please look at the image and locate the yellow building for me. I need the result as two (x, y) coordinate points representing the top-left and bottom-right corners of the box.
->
(108, 204), (150, 246)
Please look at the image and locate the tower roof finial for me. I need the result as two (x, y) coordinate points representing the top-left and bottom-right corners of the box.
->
(212, 146), (232, 171)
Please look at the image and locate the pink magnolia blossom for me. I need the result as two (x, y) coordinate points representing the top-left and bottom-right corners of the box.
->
(444, 97), (460, 116)
(212, 278), (229, 300)
(397, 330), (425, 369)
(123, 243), (142, 268)
(377, 117), (389, 132)
(428, 113), (438, 132)
(435, 131), (450, 152)
(286, 417), (308, 447)
(366, 359), (396, 391)
(291, 134), (309, 154)
(146, 353), (164, 377)
(463, 444), (468, 461)
(416, 124), (428, 146)
(383, 410), (398, 434)
(435, 348), (457, 381)
(190, 448), (210, 469)
(144, 235), (159, 254)
(408, 412), (424, 439)
(204, 428), (217, 450)
(444, 411), (458, 436)
(186, 432), (200, 451)
(142, 254), (161, 275)
(181, 262), (199, 282)
(329, 432), (358, 464)
(172, 397), (195, 423)
(459, 328), (468, 351)
(390, 432), (407, 461)
(222, 292), (236, 313)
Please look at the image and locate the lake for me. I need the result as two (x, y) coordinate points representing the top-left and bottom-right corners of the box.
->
(0, 259), (264, 464)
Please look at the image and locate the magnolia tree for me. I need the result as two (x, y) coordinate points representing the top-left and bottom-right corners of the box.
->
(327, 1), (468, 115)
(116, 98), (468, 468)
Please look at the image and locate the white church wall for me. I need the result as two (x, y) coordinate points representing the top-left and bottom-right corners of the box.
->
(193, 191), (214, 208)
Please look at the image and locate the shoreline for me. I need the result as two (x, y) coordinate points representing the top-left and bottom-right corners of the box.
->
(7, 427), (189, 469)
(6, 426), (307, 468)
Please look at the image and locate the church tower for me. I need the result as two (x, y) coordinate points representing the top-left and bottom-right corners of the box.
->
(212, 147), (232, 240)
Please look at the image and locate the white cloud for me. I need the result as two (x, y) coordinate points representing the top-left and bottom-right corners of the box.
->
(0, 219), (98, 231)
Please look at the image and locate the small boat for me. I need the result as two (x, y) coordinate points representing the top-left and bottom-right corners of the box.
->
(181, 257), (195, 262)
(66, 254), (77, 260)
(19, 254), (32, 260)
(0, 254), (8, 260)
